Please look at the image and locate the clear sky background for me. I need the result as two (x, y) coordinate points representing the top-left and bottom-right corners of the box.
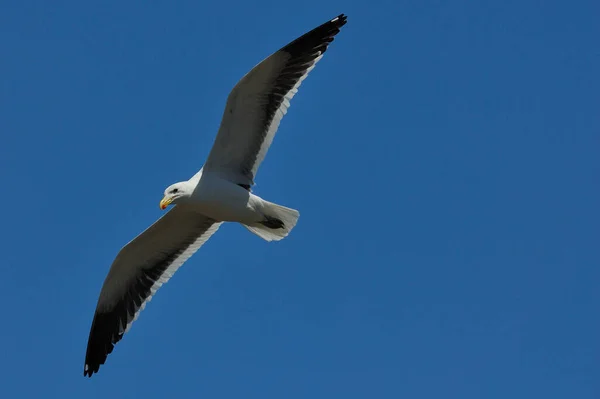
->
(1, 1), (598, 398)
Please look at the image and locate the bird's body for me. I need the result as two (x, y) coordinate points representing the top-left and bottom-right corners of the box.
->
(84, 13), (347, 377)
(191, 171), (287, 228)
(191, 170), (257, 223)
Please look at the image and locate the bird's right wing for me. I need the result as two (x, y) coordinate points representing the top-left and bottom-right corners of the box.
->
(84, 205), (222, 377)
(203, 14), (347, 186)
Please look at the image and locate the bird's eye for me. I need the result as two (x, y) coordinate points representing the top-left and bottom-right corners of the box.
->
(171, 188), (179, 194)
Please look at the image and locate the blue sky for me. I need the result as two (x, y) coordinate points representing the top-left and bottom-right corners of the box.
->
(1, 0), (598, 397)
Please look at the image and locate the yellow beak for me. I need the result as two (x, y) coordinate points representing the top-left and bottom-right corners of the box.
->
(159, 196), (173, 210)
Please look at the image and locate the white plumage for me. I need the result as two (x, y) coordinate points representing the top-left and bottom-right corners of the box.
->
(84, 14), (347, 377)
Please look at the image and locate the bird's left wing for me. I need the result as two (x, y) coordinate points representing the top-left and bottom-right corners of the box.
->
(84, 205), (222, 377)
(203, 14), (347, 186)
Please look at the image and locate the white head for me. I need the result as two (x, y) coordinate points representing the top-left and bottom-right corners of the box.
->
(159, 181), (194, 210)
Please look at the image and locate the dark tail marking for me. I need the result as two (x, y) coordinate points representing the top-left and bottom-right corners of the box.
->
(260, 216), (285, 229)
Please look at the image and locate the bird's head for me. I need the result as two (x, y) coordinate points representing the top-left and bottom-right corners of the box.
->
(160, 182), (193, 210)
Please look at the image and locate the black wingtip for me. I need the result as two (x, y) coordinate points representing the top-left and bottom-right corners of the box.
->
(280, 13), (348, 59)
(83, 361), (97, 377)
(326, 14), (348, 32)
(83, 308), (125, 378)
(331, 14), (348, 25)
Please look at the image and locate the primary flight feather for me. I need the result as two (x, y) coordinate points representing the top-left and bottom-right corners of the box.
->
(84, 13), (347, 377)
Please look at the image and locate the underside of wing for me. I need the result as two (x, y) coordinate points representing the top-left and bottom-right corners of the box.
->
(204, 14), (348, 186)
(83, 206), (221, 377)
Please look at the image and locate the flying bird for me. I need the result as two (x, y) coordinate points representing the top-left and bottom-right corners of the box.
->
(83, 14), (348, 377)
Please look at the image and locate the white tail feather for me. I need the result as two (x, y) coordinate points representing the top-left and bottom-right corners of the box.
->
(244, 201), (299, 242)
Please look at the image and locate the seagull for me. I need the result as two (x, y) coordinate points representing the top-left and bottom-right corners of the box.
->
(83, 14), (347, 377)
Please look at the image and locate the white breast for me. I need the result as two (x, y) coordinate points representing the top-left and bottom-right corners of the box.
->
(193, 172), (262, 223)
